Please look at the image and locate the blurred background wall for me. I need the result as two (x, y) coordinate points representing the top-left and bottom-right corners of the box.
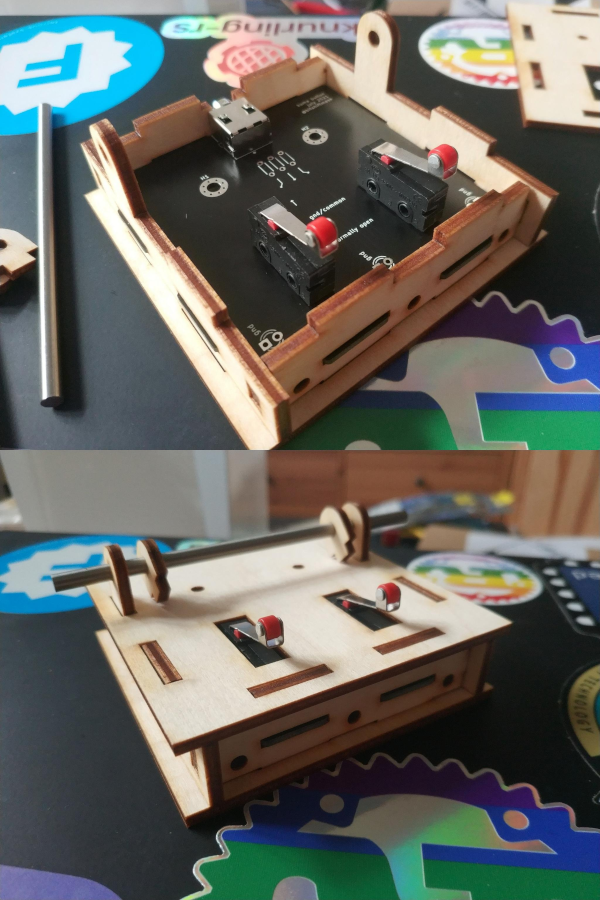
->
(0, 450), (268, 539)
(0, 450), (597, 539)
(268, 451), (600, 536)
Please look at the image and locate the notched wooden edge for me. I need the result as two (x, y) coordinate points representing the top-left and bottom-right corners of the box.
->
(129, 95), (211, 136)
(233, 56), (326, 105)
(263, 189), (504, 372)
(248, 664), (333, 698)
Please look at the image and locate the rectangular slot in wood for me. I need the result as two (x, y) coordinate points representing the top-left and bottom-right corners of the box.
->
(374, 627), (444, 655)
(583, 111), (600, 118)
(522, 24), (533, 40)
(177, 293), (225, 371)
(439, 236), (493, 280)
(260, 714), (330, 748)
(117, 209), (148, 254)
(324, 589), (397, 631)
(380, 673), (435, 702)
(551, 7), (597, 14)
(215, 617), (287, 667)
(395, 576), (446, 603)
(584, 66), (600, 102)
(140, 641), (182, 684)
(248, 664), (333, 698)
(530, 62), (545, 90)
(322, 312), (390, 365)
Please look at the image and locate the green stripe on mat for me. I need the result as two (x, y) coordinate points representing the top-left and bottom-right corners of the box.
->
(283, 409), (598, 449)
(480, 411), (600, 449)
(199, 841), (399, 900)
(424, 858), (600, 900)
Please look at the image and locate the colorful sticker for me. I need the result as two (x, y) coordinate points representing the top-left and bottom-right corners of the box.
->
(539, 560), (600, 638)
(418, 19), (518, 89)
(562, 663), (600, 783)
(187, 753), (600, 899)
(160, 15), (358, 89)
(0, 865), (122, 899)
(204, 30), (308, 89)
(160, 15), (359, 43)
(0, 16), (164, 135)
(285, 290), (600, 451)
(0, 535), (171, 614)
(407, 552), (543, 605)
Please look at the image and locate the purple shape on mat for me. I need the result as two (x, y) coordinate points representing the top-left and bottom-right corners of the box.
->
(0, 865), (122, 900)
(424, 293), (594, 345)
(306, 755), (540, 809)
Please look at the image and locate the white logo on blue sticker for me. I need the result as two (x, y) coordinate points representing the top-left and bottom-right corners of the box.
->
(0, 16), (164, 135)
(0, 535), (171, 614)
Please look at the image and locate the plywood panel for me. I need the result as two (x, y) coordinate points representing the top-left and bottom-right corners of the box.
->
(508, 451), (600, 536)
(269, 451), (516, 518)
(508, 3), (600, 132)
(345, 451), (515, 507)
(269, 451), (346, 517)
(88, 541), (509, 754)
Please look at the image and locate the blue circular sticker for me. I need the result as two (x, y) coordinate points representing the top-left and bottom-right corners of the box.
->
(0, 16), (164, 135)
(0, 535), (171, 614)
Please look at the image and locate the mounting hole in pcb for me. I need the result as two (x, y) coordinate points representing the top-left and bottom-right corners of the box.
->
(200, 177), (228, 198)
(303, 128), (328, 145)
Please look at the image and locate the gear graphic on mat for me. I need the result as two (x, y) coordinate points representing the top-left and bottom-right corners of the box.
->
(186, 754), (600, 900)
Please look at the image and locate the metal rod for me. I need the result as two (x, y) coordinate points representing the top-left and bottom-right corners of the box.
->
(51, 509), (407, 593)
(38, 103), (62, 408)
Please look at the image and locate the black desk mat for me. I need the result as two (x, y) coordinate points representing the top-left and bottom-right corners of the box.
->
(1, 530), (598, 899)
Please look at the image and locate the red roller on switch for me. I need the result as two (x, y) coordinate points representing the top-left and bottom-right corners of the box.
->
(428, 144), (458, 179)
(232, 615), (284, 648)
(306, 216), (338, 257)
(338, 583), (401, 613)
(376, 582), (401, 611)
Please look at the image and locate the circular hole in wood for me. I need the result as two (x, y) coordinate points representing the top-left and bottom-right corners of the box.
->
(498, 229), (509, 242)
(443, 674), (454, 687)
(293, 564), (304, 569)
(578, 34), (588, 39)
(0, 240), (7, 249)
(407, 295), (421, 310)
(347, 710), (361, 724)
(191, 586), (204, 592)
(368, 30), (380, 46)
(293, 377), (310, 394)
(230, 755), (248, 770)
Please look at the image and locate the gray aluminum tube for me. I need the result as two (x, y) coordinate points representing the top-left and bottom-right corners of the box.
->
(51, 509), (407, 593)
(38, 103), (62, 407)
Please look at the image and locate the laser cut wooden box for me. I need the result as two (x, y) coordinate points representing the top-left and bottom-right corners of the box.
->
(91, 517), (510, 825)
(81, 11), (556, 448)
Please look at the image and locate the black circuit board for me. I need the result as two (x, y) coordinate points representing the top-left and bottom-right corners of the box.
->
(136, 87), (485, 355)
